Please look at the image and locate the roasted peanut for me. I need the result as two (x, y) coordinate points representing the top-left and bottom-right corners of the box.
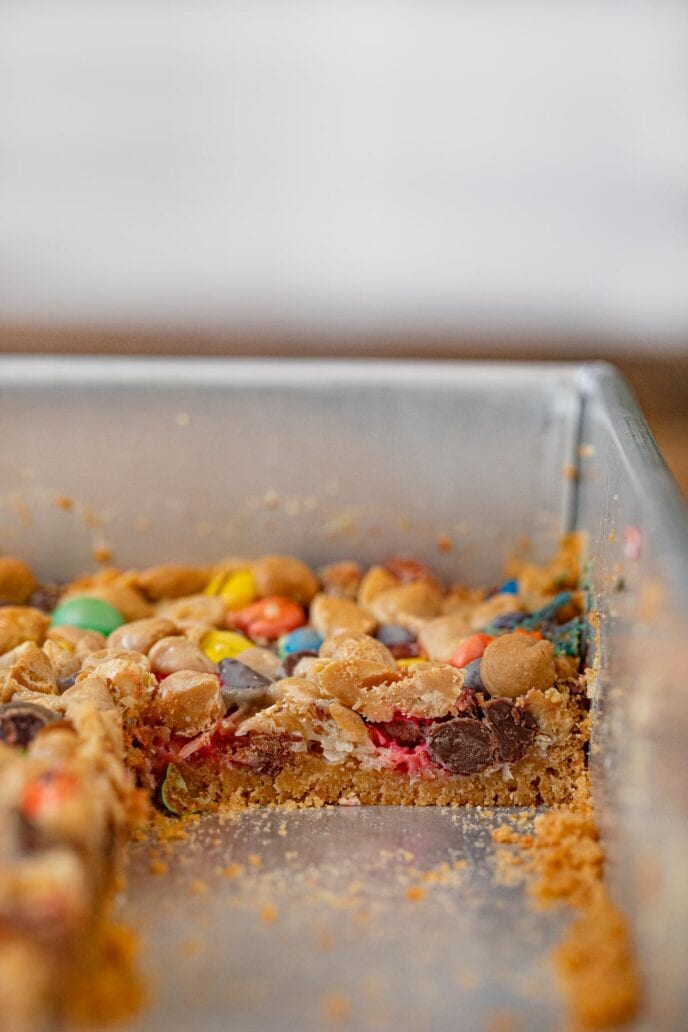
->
(0, 607), (50, 655)
(46, 625), (106, 660)
(366, 582), (442, 627)
(0, 557), (38, 604)
(80, 650), (155, 706)
(309, 594), (376, 638)
(157, 594), (226, 629)
(136, 565), (209, 601)
(108, 617), (178, 654)
(319, 632), (396, 669)
(357, 662), (465, 722)
(154, 670), (225, 736)
(252, 555), (319, 605)
(316, 657), (400, 710)
(418, 613), (473, 662)
(0, 642), (57, 702)
(480, 633), (555, 699)
(148, 636), (216, 677)
(328, 701), (369, 743)
(319, 561), (363, 600)
(236, 647), (283, 681)
(42, 640), (81, 683)
(357, 566), (398, 609)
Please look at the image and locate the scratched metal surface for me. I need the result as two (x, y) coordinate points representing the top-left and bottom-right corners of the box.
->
(116, 808), (565, 1032)
(0, 358), (686, 1030)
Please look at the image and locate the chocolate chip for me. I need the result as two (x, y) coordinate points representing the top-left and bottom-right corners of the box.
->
(388, 642), (421, 659)
(482, 699), (537, 764)
(218, 659), (273, 709)
(376, 719), (425, 748)
(27, 584), (63, 614)
(231, 733), (292, 776)
(375, 624), (416, 647)
(427, 718), (497, 775)
(0, 702), (59, 748)
(281, 650), (318, 678)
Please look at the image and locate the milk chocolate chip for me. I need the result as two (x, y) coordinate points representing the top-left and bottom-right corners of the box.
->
(482, 698), (537, 764)
(427, 717), (497, 775)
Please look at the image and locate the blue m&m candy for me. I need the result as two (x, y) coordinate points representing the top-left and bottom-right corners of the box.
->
(498, 579), (519, 595)
(278, 626), (324, 658)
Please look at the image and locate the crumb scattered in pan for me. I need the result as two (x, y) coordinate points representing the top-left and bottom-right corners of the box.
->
(55, 494), (74, 511)
(406, 886), (425, 901)
(149, 859), (168, 876)
(259, 903), (279, 925)
(248, 854), (262, 868)
(492, 786), (640, 1028)
(93, 545), (113, 564)
(175, 412), (190, 427)
(322, 991), (352, 1023)
(223, 863), (243, 880)
(188, 879), (208, 895)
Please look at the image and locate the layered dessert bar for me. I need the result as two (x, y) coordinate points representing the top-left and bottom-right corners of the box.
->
(0, 540), (590, 1024)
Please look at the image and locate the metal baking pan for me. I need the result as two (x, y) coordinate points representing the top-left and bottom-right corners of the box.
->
(0, 357), (686, 1031)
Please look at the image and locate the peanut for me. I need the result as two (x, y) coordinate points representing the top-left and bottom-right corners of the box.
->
(46, 625), (106, 660)
(42, 640), (81, 683)
(469, 593), (525, 631)
(418, 613), (473, 662)
(319, 561), (363, 600)
(136, 565), (209, 601)
(65, 581), (152, 622)
(316, 657), (400, 710)
(0, 557), (38, 604)
(358, 662), (465, 722)
(480, 633), (555, 699)
(0, 607), (50, 655)
(328, 701), (369, 743)
(310, 594), (376, 638)
(80, 650), (155, 706)
(320, 632), (396, 668)
(357, 566), (398, 609)
(108, 617), (178, 655)
(154, 671), (225, 736)
(366, 582), (442, 627)
(157, 594), (226, 629)
(148, 636), (216, 677)
(0, 642), (57, 702)
(252, 555), (319, 605)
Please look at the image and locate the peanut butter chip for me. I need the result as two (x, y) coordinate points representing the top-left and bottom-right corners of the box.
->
(155, 670), (225, 736)
(480, 633), (555, 699)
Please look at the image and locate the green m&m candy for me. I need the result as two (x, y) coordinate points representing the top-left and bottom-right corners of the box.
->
(50, 596), (125, 636)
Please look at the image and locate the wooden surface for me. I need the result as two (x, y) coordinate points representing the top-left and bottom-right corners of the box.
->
(0, 324), (686, 497)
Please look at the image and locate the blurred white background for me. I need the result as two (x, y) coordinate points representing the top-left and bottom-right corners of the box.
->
(1, 0), (688, 351)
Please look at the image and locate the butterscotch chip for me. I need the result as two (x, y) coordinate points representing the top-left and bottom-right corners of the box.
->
(310, 595), (376, 638)
(137, 565), (209, 601)
(0, 557), (38, 604)
(481, 633), (555, 699)
(252, 555), (319, 605)
(0, 607), (50, 656)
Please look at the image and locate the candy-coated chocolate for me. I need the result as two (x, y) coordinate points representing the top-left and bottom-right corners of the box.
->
(50, 596), (125, 636)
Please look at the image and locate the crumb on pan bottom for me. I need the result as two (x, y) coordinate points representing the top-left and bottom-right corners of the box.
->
(164, 742), (587, 812)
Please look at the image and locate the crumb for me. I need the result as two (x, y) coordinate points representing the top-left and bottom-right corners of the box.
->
(93, 545), (113, 564)
(175, 412), (190, 427)
(562, 463), (578, 481)
(259, 903), (279, 925)
(248, 854), (262, 868)
(436, 532), (454, 553)
(188, 879), (208, 895)
(322, 992), (352, 1024)
(277, 821), (287, 837)
(149, 859), (168, 876)
(284, 851), (298, 861)
(55, 495), (73, 511)
(406, 886), (425, 902)
(223, 862), (243, 879)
